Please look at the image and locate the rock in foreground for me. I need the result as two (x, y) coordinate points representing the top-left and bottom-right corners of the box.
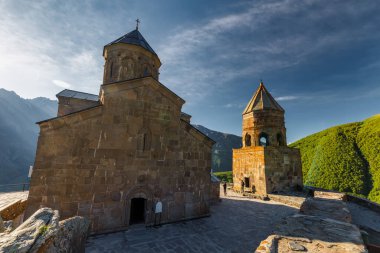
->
(0, 207), (89, 253)
(256, 214), (367, 253)
(300, 197), (352, 223)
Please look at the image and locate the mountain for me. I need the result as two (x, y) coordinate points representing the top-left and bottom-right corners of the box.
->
(193, 125), (242, 172)
(0, 89), (57, 186)
(290, 114), (380, 204)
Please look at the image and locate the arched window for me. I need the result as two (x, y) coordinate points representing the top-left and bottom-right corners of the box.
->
(137, 127), (151, 151)
(259, 132), (269, 147)
(109, 62), (114, 78)
(143, 67), (150, 77)
(244, 133), (251, 147)
(277, 133), (284, 146)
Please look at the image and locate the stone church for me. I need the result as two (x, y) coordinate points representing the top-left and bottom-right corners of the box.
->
(25, 27), (216, 234)
(233, 82), (303, 195)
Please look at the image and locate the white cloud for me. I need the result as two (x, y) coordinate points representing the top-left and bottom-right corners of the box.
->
(68, 50), (98, 73)
(0, 1), (105, 99)
(157, 0), (379, 102)
(223, 103), (245, 108)
(52, 80), (72, 89)
(276, 96), (298, 101)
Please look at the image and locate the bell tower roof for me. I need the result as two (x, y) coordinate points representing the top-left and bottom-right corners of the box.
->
(243, 81), (284, 114)
(104, 29), (157, 56)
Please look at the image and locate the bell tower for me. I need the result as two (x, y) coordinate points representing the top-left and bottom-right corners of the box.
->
(232, 81), (303, 196)
(242, 81), (286, 148)
(102, 24), (161, 84)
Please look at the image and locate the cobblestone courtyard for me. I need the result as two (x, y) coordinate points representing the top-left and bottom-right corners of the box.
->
(85, 191), (297, 253)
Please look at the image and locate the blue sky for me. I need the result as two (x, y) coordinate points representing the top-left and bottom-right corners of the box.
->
(1, 0), (380, 142)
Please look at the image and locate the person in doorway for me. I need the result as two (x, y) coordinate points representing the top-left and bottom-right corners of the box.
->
(223, 181), (227, 196)
(154, 200), (162, 227)
(241, 180), (245, 194)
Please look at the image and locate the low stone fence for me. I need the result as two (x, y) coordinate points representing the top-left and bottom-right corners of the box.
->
(255, 187), (380, 252)
(346, 194), (380, 213)
(305, 186), (380, 214)
(0, 199), (27, 221)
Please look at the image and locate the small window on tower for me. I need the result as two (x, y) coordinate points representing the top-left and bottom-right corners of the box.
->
(277, 133), (284, 146)
(137, 127), (151, 151)
(259, 132), (269, 147)
(245, 133), (251, 147)
(110, 62), (114, 78)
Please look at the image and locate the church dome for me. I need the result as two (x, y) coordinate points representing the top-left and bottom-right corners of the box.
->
(103, 29), (157, 56)
(102, 27), (161, 84)
(243, 81), (284, 114)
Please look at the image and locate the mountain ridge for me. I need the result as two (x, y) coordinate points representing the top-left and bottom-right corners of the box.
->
(0, 88), (57, 185)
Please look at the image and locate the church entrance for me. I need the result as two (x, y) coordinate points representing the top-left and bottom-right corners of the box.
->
(129, 198), (146, 225)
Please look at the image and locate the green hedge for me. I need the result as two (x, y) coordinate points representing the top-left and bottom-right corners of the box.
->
(290, 114), (380, 203)
(213, 171), (233, 183)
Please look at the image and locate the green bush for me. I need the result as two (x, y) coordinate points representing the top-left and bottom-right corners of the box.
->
(305, 127), (369, 195)
(213, 171), (233, 183)
(356, 115), (380, 202)
(290, 114), (380, 203)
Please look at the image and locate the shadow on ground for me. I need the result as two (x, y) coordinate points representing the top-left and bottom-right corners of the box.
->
(85, 196), (297, 253)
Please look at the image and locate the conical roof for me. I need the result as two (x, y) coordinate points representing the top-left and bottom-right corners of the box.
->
(104, 29), (157, 55)
(243, 81), (284, 114)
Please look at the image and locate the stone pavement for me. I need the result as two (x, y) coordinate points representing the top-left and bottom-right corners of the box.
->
(0, 191), (28, 211)
(85, 190), (297, 253)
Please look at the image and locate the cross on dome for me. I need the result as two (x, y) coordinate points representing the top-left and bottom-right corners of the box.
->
(136, 18), (140, 30)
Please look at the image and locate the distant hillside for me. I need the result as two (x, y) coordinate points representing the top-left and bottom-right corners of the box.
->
(290, 114), (380, 204)
(0, 89), (57, 185)
(193, 125), (242, 172)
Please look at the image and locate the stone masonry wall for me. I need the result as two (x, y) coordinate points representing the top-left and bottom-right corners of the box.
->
(26, 77), (213, 234)
(232, 147), (266, 194)
(264, 147), (303, 193)
(103, 44), (160, 84)
(57, 97), (99, 117)
(242, 110), (286, 147)
(233, 146), (302, 195)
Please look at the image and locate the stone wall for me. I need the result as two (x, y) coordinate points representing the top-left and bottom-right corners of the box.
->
(233, 146), (302, 195)
(242, 110), (286, 147)
(26, 77), (214, 234)
(103, 44), (161, 84)
(57, 97), (99, 117)
(0, 199), (27, 221)
(232, 147), (266, 194)
(264, 146), (303, 193)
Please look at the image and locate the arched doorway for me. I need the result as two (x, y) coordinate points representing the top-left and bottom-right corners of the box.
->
(124, 186), (154, 226)
(130, 197), (146, 225)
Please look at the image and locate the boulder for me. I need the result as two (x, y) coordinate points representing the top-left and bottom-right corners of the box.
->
(300, 197), (352, 223)
(0, 215), (4, 233)
(3, 220), (14, 233)
(42, 216), (90, 253)
(0, 208), (90, 253)
(0, 207), (60, 253)
(256, 214), (367, 253)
